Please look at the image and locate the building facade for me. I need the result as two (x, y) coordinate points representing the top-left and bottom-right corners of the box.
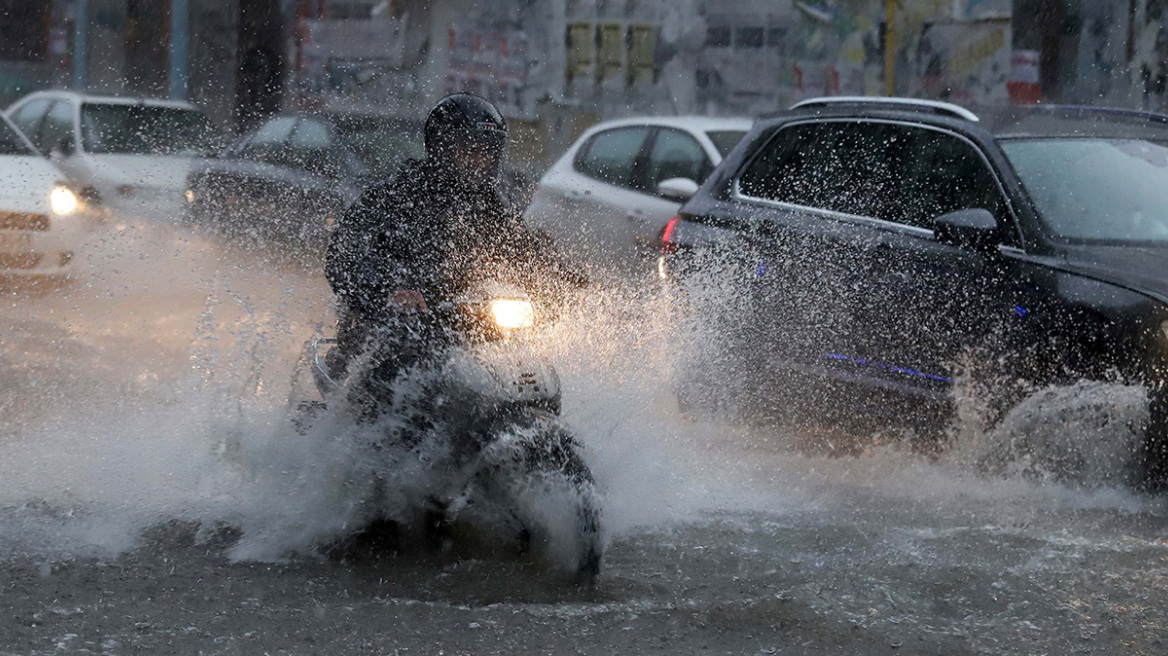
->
(6, 0), (1168, 163)
(0, 0), (287, 128)
(1011, 0), (1168, 111)
(287, 0), (1017, 164)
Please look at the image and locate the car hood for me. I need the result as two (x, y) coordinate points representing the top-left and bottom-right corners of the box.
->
(86, 154), (193, 191)
(1060, 244), (1168, 303)
(0, 154), (61, 215)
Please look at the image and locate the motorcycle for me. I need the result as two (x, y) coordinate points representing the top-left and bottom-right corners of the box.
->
(296, 281), (603, 583)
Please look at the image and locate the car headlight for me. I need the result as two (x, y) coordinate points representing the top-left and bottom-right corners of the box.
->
(1161, 320), (1168, 342)
(490, 299), (535, 329)
(50, 185), (79, 215)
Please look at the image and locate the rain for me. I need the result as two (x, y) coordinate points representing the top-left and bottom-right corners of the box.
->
(2, 1), (1168, 654)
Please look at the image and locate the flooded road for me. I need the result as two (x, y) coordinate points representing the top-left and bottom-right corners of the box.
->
(2, 218), (1168, 655)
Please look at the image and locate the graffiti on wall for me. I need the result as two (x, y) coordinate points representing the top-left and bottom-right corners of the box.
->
(694, 0), (1010, 114)
(297, 17), (412, 109)
(444, 23), (532, 119)
(954, 0), (1012, 20)
(910, 19), (1011, 104)
(564, 20), (658, 96)
(696, 4), (883, 114)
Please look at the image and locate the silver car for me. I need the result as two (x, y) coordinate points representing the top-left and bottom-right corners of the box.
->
(0, 112), (89, 279)
(6, 91), (218, 222)
(524, 116), (750, 279)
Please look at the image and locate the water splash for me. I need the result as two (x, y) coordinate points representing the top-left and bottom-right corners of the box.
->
(955, 380), (1148, 489)
(0, 218), (1163, 571)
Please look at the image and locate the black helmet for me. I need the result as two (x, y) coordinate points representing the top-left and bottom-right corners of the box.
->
(424, 94), (508, 184)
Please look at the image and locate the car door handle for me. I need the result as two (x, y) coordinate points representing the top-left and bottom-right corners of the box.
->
(566, 189), (591, 200)
(625, 209), (644, 221)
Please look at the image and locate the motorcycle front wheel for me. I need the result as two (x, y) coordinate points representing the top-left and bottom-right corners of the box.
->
(467, 409), (604, 585)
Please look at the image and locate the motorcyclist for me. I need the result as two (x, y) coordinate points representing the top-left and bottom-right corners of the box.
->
(325, 93), (584, 379)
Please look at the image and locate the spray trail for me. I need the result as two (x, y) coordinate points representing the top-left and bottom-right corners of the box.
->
(1, 219), (1164, 571)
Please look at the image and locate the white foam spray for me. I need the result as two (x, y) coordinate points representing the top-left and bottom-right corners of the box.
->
(1, 219), (1164, 569)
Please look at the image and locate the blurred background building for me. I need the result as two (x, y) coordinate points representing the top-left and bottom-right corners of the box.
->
(0, 0), (285, 127)
(2, 0), (1168, 167)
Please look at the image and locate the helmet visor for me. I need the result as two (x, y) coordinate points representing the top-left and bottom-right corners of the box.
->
(450, 126), (505, 182)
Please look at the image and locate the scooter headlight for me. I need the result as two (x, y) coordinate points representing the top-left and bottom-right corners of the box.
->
(50, 185), (80, 215)
(490, 299), (534, 329)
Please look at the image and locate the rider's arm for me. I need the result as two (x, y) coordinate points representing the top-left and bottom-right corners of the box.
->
(327, 183), (418, 321)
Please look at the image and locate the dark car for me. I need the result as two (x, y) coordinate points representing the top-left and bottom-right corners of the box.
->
(660, 97), (1168, 482)
(185, 111), (423, 249)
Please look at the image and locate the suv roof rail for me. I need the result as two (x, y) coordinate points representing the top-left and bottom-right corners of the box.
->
(788, 96), (980, 123)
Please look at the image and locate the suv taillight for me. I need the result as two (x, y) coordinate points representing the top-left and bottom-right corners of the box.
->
(661, 215), (680, 254)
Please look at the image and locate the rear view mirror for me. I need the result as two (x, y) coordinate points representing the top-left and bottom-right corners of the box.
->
(657, 177), (699, 203)
(934, 208), (999, 251)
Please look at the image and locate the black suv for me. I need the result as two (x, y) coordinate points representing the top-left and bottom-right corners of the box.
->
(661, 97), (1168, 481)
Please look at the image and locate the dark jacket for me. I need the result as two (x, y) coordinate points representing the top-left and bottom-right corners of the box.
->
(326, 158), (583, 332)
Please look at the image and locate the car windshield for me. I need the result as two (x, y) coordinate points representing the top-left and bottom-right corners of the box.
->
(81, 103), (217, 156)
(0, 119), (33, 156)
(1003, 138), (1168, 243)
(705, 130), (746, 158)
(334, 118), (424, 178)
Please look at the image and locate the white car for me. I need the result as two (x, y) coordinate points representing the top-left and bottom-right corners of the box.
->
(6, 91), (218, 221)
(0, 113), (87, 278)
(524, 116), (751, 278)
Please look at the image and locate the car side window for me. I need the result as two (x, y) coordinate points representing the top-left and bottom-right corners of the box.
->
(290, 119), (331, 149)
(896, 128), (1007, 231)
(239, 116), (298, 161)
(9, 99), (52, 151)
(738, 121), (904, 222)
(38, 101), (75, 155)
(644, 128), (710, 192)
(739, 121), (1008, 232)
(289, 118), (345, 176)
(574, 127), (650, 189)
